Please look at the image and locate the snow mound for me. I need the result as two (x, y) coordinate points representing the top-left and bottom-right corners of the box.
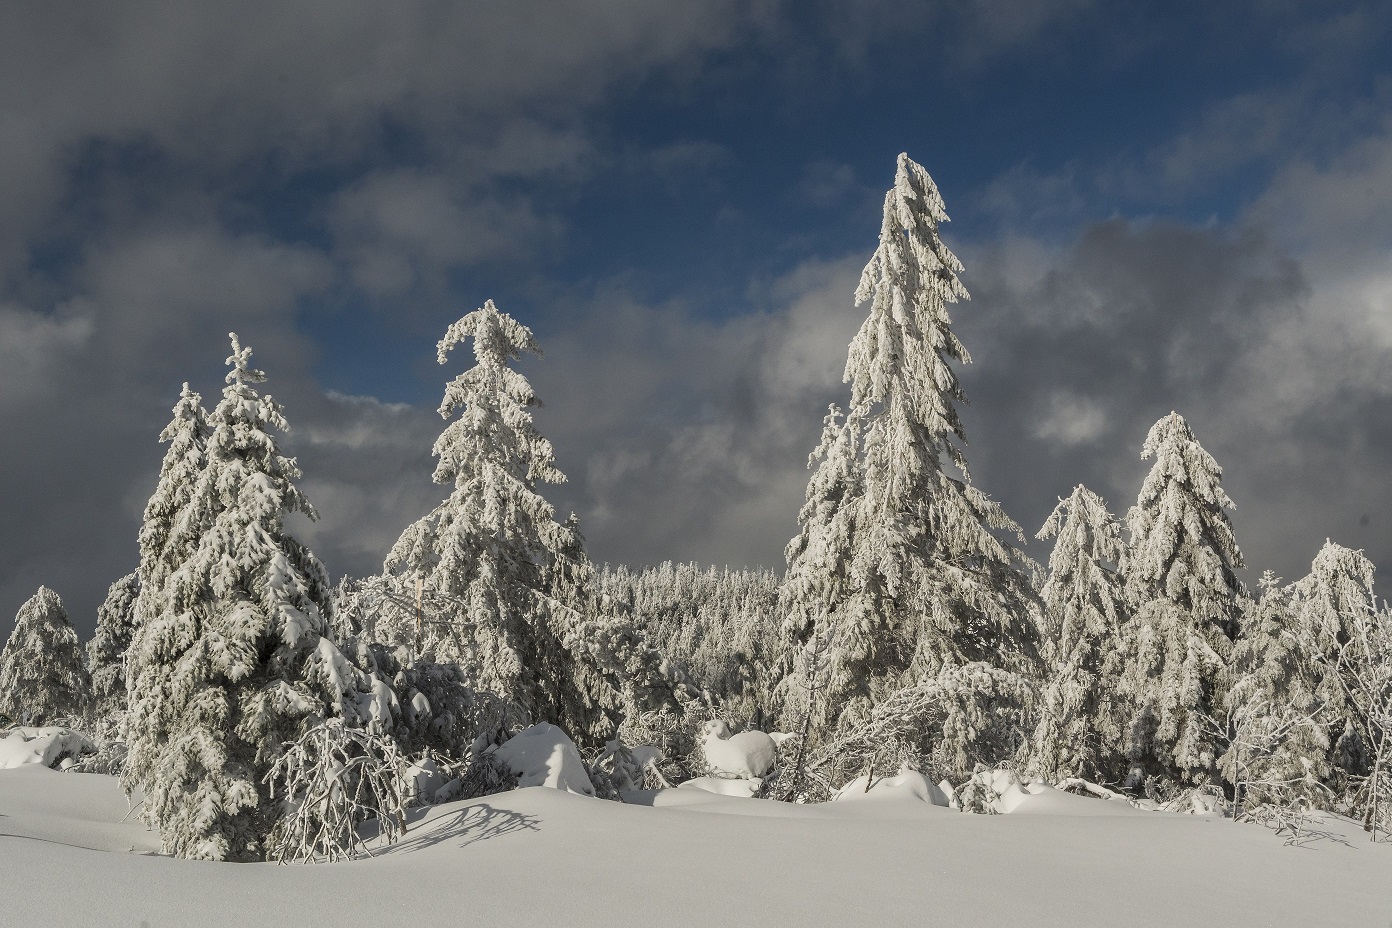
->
(494, 723), (594, 797)
(700, 720), (776, 779)
(834, 767), (952, 806)
(0, 727), (96, 770)
(678, 775), (762, 798)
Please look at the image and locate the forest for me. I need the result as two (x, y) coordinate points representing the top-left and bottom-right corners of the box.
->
(1, 153), (1388, 865)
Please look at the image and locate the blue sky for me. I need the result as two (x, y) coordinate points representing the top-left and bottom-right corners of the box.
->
(2, 1), (1391, 633)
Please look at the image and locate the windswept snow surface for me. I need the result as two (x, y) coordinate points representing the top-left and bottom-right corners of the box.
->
(2, 765), (1390, 927)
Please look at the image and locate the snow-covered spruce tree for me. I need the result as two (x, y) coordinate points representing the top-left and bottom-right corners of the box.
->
(782, 153), (1039, 737)
(0, 586), (90, 726)
(1288, 542), (1381, 788)
(1121, 411), (1244, 788)
(87, 571), (141, 722)
(1218, 572), (1329, 811)
(124, 334), (357, 861)
(1030, 485), (1129, 783)
(385, 301), (690, 749)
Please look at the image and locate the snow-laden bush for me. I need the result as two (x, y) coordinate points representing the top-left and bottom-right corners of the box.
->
(833, 765), (953, 806)
(586, 739), (642, 799)
(791, 661), (1034, 802)
(66, 713), (128, 775)
(953, 765), (1026, 814)
(618, 698), (718, 784)
(697, 720), (778, 780)
(266, 718), (409, 863)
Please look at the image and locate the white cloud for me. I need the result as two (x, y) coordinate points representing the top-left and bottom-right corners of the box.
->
(1033, 392), (1107, 446)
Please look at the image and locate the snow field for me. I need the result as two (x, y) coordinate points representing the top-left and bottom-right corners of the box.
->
(2, 765), (1389, 928)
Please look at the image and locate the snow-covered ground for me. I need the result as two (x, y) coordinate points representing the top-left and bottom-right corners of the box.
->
(2, 766), (1388, 927)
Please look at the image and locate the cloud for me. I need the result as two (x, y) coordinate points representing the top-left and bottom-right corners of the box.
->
(956, 207), (1392, 586)
(794, 0), (1094, 65)
(330, 170), (567, 296)
(798, 161), (862, 208)
(1033, 392), (1107, 446)
(0, 0), (770, 638)
(3, 0), (1391, 648)
(0, 224), (336, 637)
(522, 255), (865, 570)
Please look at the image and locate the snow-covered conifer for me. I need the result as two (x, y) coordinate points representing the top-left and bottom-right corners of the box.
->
(385, 302), (690, 745)
(597, 561), (775, 729)
(1288, 542), (1381, 786)
(87, 572), (140, 721)
(1031, 485), (1129, 782)
(1121, 411), (1244, 787)
(781, 154), (1039, 739)
(1218, 572), (1329, 809)
(0, 587), (90, 726)
(845, 154), (1038, 676)
(124, 334), (344, 861)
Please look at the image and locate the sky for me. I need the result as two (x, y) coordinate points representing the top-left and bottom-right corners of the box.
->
(2, 0), (1391, 638)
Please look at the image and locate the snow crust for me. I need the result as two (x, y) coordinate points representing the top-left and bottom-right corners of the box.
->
(494, 722), (595, 797)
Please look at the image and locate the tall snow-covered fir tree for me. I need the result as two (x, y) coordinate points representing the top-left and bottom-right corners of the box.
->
(124, 334), (349, 861)
(781, 153), (1039, 734)
(1121, 411), (1245, 787)
(1030, 484), (1129, 782)
(0, 586), (90, 726)
(1288, 541), (1381, 783)
(87, 571), (141, 721)
(385, 301), (692, 745)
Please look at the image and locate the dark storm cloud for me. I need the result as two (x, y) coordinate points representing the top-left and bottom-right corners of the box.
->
(512, 200), (1391, 594)
(2, 0), (1389, 646)
(0, 0), (774, 636)
(527, 257), (865, 572)
(956, 217), (1392, 587)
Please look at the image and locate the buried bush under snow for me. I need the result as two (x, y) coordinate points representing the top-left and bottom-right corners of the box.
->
(494, 722), (595, 797)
